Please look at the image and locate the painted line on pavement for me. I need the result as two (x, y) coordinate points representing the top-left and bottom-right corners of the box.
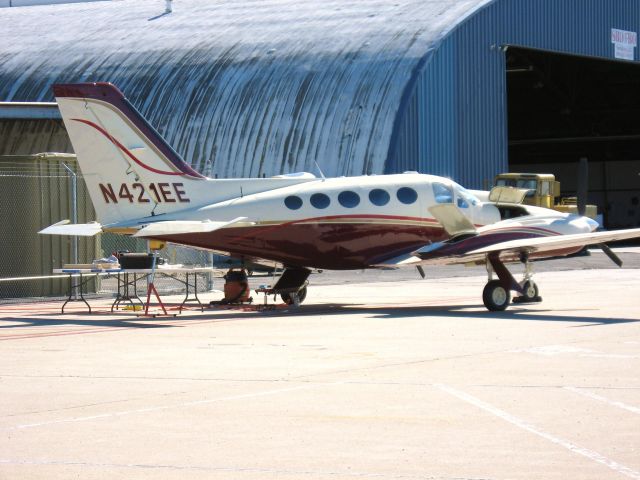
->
(564, 386), (640, 415)
(0, 457), (491, 479)
(436, 383), (640, 480)
(7, 381), (341, 431)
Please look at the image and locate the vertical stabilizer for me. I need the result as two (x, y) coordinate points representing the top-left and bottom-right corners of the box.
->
(54, 83), (205, 225)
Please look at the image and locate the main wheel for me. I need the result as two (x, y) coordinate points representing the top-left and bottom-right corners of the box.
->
(521, 280), (539, 301)
(281, 286), (308, 306)
(482, 280), (510, 311)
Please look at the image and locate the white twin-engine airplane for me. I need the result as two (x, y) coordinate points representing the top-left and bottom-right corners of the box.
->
(41, 82), (640, 311)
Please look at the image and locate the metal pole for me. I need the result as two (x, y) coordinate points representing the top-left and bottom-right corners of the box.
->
(62, 162), (78, 299)
(208, 252), (214, 291)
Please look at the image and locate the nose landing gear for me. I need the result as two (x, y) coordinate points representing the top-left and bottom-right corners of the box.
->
(482, 253), (542, 311)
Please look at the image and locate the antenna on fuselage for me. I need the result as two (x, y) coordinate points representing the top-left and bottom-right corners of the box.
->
(314, 161), (326, 181)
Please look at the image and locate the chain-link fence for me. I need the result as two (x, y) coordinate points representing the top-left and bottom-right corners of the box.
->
(0, 154), (216, 303)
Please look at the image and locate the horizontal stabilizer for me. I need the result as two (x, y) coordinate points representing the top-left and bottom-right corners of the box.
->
(428, 204), (476, 237)
(133, 217), (252, 237)
(468, 227), (640, 256)
(39, 220), (102, 236)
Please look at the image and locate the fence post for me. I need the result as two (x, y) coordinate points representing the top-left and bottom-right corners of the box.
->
(62, 162), (78, 299)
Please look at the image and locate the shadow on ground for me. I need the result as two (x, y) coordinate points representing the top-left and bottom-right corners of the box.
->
(1, 302), (637, 331)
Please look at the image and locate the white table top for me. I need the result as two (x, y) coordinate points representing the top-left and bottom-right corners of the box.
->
(53, 266), (216, 274)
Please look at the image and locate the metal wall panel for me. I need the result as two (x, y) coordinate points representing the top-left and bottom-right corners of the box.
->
(0, 120), (71, 155)
(389, 0), (640, 188)
(387, 40), (458, 179)
(3, 0), (640, 186)
(0, 0), (485, 178)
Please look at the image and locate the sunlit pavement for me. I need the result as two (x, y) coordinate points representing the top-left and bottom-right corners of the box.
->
(1, 267), (639, 479)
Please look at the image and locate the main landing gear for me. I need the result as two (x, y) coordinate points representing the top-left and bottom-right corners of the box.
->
(482, 253), (542, 311)
(255, 267), (311, 307)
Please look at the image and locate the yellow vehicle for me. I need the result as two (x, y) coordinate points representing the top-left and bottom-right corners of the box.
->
(493, 172), (597, 219)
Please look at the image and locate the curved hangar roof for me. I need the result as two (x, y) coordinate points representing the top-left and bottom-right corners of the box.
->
(0, 0), (489, 177)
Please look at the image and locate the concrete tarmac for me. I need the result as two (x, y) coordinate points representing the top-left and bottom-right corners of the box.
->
(1, 264), (639, 479)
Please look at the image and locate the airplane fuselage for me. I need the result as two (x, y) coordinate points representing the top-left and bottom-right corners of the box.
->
(132, 173), (588, 269)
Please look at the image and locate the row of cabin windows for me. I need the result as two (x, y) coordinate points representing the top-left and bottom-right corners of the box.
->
(284, 187), (419, 210)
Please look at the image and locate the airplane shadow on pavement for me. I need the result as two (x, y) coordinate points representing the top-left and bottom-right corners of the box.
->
(1, 303), (637, 330)
(282, 303), (640, 326)
(0, 316), (172, 330)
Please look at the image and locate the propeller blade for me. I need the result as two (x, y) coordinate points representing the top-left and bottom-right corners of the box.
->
(577, 157), (588, 217)
(599, 243), (623, 267)
(416, 265), (426, 279)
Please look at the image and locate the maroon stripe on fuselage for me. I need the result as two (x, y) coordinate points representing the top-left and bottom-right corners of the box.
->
(157, 222), (448, 270)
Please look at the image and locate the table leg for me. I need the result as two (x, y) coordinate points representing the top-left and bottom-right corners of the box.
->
(62, 273), (92, 314)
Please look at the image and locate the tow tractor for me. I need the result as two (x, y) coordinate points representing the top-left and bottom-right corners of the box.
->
(493, 172), (598, 220)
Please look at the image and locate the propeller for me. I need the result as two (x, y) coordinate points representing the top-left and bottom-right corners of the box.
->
(599, 243), (623, 267)
(577, 157), (588, 217)
(416, 265), (426, 279)
(576, 157), (623, 267)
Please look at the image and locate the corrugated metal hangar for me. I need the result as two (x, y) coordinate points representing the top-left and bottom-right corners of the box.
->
(1, 0), (640, 228)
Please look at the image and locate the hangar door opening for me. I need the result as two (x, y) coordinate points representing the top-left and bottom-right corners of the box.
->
(506, 46), (640, 229)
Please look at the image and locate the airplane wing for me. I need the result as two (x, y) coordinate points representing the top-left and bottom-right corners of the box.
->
(466, 228), (640, 256)
(377, 227), (640, 267)
(38, 220), (103, 236)
(132, 217), (252, 237)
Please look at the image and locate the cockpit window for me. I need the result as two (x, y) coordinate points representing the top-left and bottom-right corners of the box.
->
(457, 186), (479, 208)
(433, 182), (453, 204)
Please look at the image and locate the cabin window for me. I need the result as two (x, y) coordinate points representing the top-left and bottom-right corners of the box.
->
(338, 191), (360, 208)
(397, 187), (418, 205)
(310, 193), (331, 209)
(369, 189), (390, 206)
(284, 195), (303, 210)
(432, 182), (453, 204)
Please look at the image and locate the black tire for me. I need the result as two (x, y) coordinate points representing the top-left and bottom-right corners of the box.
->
(482, 280), (510, 311)
(281, 286), (308, 305)
(521, 280), (539, 301)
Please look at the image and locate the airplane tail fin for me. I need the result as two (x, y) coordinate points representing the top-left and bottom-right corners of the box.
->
(53, 83), (206, 226)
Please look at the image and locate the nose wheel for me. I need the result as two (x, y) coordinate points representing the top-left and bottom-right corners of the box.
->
(482, 280), (510, 311)
(483, 253), (542, 311)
